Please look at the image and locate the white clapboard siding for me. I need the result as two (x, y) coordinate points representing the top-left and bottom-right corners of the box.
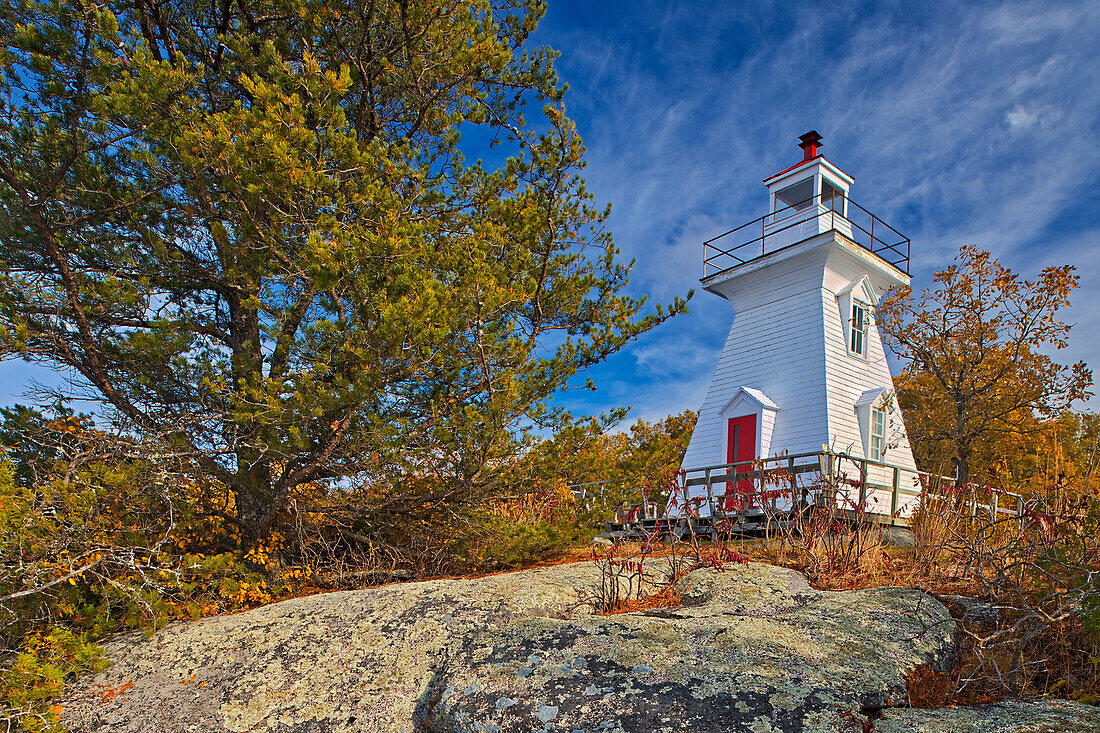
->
(820, 246), (922, 514)
(681, 242), (832, 474)
(682, 228), (922, 518)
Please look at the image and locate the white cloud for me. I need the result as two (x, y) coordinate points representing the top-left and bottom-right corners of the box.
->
(1005, 106), (1039, 132)
(540, 0), (1100, 421)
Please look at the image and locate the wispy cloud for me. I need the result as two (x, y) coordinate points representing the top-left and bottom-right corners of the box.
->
(538, 0), (1100, 418)
(3, 1), (1098, 421)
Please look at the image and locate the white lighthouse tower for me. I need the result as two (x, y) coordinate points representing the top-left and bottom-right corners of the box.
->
(680, 132), (922, 520)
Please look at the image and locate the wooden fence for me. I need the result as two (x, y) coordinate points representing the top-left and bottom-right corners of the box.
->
(573, 449), (1024, 536)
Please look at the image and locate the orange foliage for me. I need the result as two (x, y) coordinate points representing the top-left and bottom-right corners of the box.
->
(98, 681), (134, 703)
(599, 586), (682, 616)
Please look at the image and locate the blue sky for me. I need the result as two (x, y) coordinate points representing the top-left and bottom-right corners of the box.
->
(531, 0), (1100, 425)
(1, 0), (1098, 428)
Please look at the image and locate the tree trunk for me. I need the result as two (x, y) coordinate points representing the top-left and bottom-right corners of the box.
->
(234, 461), (275, 544)
(954, 400), (970, 485)
(954, 449), (970, 486)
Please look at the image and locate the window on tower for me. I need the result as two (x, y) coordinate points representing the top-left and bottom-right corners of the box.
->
(850, 301), (868, 356)
(774, 177), (814, 213)
(870, 407), (886, 461)
(822, 179), (846, 216)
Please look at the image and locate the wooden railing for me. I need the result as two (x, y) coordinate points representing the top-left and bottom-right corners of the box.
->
(679, 449), (1022, 523)
(572, 449), (1025, 532)
(595, 450), (1023, 532)
(677, 449), (918, 522)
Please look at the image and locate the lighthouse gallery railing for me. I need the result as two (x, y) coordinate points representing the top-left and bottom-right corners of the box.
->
(702, 194), (911, 277)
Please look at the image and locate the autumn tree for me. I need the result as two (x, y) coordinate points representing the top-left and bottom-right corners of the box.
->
(1055, 409), (1100, 483)
(0, 0), (686, 546)
(877, 245), (1091, 484)
(511, 409), (698, 497)
(476, 410), (697, 566)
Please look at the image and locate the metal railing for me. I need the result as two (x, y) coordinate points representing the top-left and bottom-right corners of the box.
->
(702, 194), (910, 277)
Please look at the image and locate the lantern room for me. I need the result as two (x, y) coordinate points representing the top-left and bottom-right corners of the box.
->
(760, 131), (855, 254)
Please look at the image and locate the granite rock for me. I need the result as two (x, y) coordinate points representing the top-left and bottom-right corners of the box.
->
(58, 560), (1090, 732)
(875, 698), (1100, 732)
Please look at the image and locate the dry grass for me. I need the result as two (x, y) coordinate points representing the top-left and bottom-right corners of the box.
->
(657, 509), (1098, 710)
(600, 585), (683, 615)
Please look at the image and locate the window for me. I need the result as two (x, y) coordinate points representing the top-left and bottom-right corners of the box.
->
(850, 302), (868, 356)
(774, 178), (814, 213)
(870, 407), (886, 461)
(821, 179), (846, 216)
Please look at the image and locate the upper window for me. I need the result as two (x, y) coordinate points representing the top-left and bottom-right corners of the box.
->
(821, 179), (846, 216)
(774, 178), (814, 213)
(850, 301), (868, 356)
(870, 407), (886, 461)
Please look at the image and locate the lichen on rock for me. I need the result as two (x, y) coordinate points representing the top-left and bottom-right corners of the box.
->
(875, 698), (1100, 732)
(58, 561), (1091, 732)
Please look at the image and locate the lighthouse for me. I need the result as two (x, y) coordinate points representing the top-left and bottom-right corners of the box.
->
(680, 132), (922, 521)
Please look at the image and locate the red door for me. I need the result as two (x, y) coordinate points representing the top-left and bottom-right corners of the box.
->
(726, 414), (757, 511)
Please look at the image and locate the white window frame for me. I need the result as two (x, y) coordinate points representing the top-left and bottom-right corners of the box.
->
(870, 406), (886, 461)
(821, 177), (848, 217)
(850, 301), (869, 357)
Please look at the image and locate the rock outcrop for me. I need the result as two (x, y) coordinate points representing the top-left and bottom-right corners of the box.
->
(876, 699), (1100, 732)
(61, 561), (1099, 732)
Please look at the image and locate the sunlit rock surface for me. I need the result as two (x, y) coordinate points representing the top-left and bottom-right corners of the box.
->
(875, 698), (1100, 732)
(61, 561), (1094, 732)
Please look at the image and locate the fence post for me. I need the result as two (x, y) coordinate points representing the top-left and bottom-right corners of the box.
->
(991, 490), (999, 523)
(757, 462), (766, 510)
(818, 449), (831, 510)
(858, 459), (868, 510)
(891, 467), (899, 521)
(705, 468), (714, 518)
(816, 449), (833, 517)
(787, 455), (797, 509)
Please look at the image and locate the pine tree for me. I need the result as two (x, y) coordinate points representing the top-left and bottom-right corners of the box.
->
(0, 0), (686, 543)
